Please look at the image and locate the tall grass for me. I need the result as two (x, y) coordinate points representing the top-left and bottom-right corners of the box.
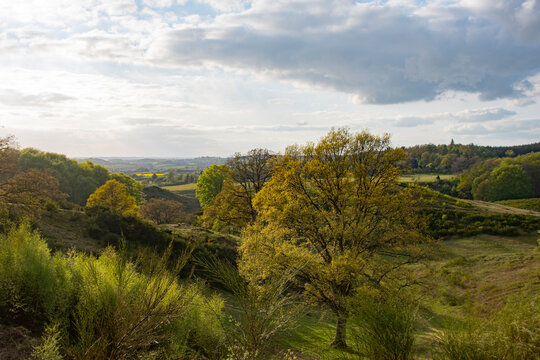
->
(200, 257), (301, 360)
(348, 292), (417, 360)
(431, 292), (540, 360)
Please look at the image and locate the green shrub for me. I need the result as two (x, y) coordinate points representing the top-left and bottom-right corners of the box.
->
(170, 282), (226, 359)
(67, 247), (190, 360)
(0, 224), (73, 330)
(348, 293), (417, 360)
(431, 324), (491, 360)
(31, 323), (63, 360)
(201, 257), (301, 360)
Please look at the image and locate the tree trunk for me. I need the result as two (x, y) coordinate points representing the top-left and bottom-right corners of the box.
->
(330, 313), (348, 349)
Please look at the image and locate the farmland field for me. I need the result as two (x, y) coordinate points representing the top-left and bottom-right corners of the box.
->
(400, 174), (457, 183)
(161, 183), (197, 198)
(161, 183), (197, 192)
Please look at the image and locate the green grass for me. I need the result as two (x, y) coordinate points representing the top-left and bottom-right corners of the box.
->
(400, 174), (457, 183)
(161, 183), (198, 198)
(161, 183), (197, 192)
(496, 198), (540, 212)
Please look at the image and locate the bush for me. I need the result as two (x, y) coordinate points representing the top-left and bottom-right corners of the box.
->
(31, 323), (63, 360)
(348, 293), (417, 360)
(170, 282), (226, 359)
(67, 247), (189, 360)
(0, 224), (73, 330)
(431, 324), (491, 360)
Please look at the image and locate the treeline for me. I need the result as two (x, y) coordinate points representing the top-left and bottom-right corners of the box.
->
(0, 141), (143, 207)
(404, 141), (540, 174)
(420, 152), (540, 202)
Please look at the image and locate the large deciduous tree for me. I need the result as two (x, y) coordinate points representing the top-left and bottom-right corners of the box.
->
(240, 129), (427, 348)
(86, 179), (139, 217)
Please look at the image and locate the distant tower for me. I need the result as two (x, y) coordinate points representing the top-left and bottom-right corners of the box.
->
(450, 138), (455, 146)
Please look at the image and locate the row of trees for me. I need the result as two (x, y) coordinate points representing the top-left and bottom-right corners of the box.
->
(196, 129), (428, 347)
(0, 136), (187, 226)
(404, 141), (540, 174)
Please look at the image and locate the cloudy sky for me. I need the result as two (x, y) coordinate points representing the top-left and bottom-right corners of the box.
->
(1, 0), (539, 157)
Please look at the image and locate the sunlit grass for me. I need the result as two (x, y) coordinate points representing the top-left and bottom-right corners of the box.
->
(400, 174), (457, 183)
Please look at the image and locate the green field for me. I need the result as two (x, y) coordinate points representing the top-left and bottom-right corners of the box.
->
(277, 232), (540, 359)
(496, 198), (540, 212)
(400, 174), (457, 183)
(161, 183), (197, 198)
(161, 183), (197, 192)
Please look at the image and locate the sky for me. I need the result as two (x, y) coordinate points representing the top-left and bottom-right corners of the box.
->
(0, 0), (539, 157)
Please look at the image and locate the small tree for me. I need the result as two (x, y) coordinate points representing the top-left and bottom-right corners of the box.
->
(111, 172), (144, 205)
(196, 164), (228, 208)
(200, 149), (273, 232)
(141, 198), (184, 224)
(240, 129), (427, 348)
(86, 179), (139, 216)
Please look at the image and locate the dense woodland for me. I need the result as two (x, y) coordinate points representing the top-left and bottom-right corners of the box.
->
(0, 132), (539, 360)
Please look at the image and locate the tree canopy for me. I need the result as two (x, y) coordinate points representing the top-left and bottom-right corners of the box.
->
(141, 198), (184, 224)
(18, 148), (110, 205)
(199, 149), (273, 233)
(86, 179), (139, 217)
(240, 129), (427, 347)
(195, 164), (228, 208)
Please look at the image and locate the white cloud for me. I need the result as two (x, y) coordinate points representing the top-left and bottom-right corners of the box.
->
(149, 0), (540, 104)
(1, 0), (540, 156)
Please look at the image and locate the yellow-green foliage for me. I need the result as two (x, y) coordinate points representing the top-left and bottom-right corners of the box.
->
(0, 223), (227, 359)
(86, 179), (139, 216)
(171, 282), (226, 359)
(31, 323), (64, 360)
(67, 247), (188, 359)
(348, 292), (417, 360)
(0, 223), (72, 328)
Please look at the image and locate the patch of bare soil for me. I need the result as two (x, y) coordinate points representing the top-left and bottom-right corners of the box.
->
(0, 324), (39, 360)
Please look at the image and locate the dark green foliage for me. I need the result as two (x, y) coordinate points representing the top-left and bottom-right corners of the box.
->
(84, 208), (238, 279)
(18, 148), (110, 205)
(422, 209), (540, 238)
(418, 178), (460, 197)
(404, 142), (540, 174)
(457, 152), (540, 201)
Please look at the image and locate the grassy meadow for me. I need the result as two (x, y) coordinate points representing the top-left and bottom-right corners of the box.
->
(162, 183), (198, 198)
(400, 174), (458, 183)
